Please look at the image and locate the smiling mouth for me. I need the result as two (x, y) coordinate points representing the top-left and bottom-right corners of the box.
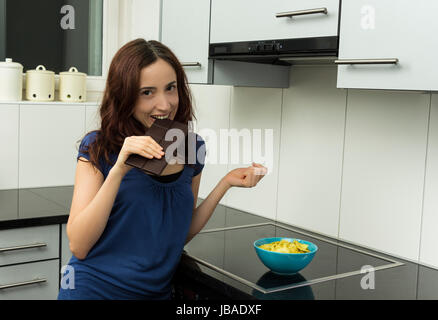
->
(151, 114), (170, 120)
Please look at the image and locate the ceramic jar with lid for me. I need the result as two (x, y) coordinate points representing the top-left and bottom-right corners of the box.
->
(0, 58), (23, 101)
(59, 67), (87, 102)
(26, 65), (55, 101)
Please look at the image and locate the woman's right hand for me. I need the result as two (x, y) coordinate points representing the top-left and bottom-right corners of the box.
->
(112, 136), (165, 177)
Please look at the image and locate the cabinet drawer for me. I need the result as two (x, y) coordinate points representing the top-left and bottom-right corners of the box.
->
(210, 0), (340, 43)
(0, 225), (59, 266)
(61, 224), (72, 268)
(0, 259), (59, 300)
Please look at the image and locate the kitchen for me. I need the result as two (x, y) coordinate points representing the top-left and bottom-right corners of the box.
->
(0, 0), (437, 304)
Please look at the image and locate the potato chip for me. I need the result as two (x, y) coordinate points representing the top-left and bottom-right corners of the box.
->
(258, 239), (310, 253)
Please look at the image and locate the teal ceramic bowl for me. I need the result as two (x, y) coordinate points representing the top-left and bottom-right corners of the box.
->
(254, 237), (318, 275)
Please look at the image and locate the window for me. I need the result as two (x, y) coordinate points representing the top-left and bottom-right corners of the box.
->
(0, 0), (103, 76)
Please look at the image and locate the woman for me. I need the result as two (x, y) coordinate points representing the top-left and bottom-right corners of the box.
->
(58, 39), (267, 300)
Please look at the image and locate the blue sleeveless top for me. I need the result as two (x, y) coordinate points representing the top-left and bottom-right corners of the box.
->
(58, 130), (205, 300)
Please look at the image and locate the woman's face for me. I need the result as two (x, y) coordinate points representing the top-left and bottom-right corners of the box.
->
(134, 58), (179, 129)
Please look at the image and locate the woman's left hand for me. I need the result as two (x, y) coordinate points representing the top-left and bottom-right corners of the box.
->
(222, 162), (268, 188)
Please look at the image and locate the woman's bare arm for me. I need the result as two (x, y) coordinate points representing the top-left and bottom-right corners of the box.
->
(66, 161), (125, 260)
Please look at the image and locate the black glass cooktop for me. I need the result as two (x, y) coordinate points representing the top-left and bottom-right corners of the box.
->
(184, 222), (403, 296)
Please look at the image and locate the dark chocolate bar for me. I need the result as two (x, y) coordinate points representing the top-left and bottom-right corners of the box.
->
(125, 119), (188, 176)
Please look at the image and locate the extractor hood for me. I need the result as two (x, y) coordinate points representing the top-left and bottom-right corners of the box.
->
(209, 36), (338, 66)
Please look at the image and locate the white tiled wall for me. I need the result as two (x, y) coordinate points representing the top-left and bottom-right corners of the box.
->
(420, 94), (438, 268)
(339, 90), (430, 261)
(277, 66), (346, 238)
(191, 84), (283, 219)
(0, 102), (100, 190)
(119, 0), (161, 45)
(192, 65), (437, 269)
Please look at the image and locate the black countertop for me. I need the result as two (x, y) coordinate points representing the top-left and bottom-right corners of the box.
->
(176, 199), (438, 300)
(0, 186), (72, 229)
(1, 186), (437, 300)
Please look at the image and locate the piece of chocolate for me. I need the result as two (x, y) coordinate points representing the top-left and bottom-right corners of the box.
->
(125, 119), (189, 176)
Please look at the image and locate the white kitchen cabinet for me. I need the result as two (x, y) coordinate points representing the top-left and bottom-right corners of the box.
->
(161, 0), (211, 84)
(160, 0), (290, 88)
(0, 225), (60, 300)
(190, 84), (232, 204)
(85, 104), (100, 132)
(337, 0), (438, 91)
(0, 104), (19, 190)
(210, 0), (340, 43)
(276, 66), (346, 238)
(19, 103), (86, 188)
(339, 90), (430, 262)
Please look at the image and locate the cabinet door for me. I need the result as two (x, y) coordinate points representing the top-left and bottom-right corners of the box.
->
(225, 87), (282, 220)
(210, 0), (340, 43)
(276, 66), (346, 239)
(19, 104), (86, 188)
(189, 84), (231, 203)
(0, 104), (19, 190)
(161, 0), (211, 84)
(86, 104), (100, 132)
(0, 260), (59, 300)
(337, 0), (438, 91)
(61, 223), (72, 268)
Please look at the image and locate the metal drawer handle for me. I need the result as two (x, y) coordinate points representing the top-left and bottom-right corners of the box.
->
(0, 243), (47, 253)
(181, 62), (202, 67)
(0, 278), (47, 290)
(276, 8), (328, 18)
(334, 58), (399, 65)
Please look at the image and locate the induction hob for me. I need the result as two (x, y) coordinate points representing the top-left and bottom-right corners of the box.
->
(183, 222), (404, 295)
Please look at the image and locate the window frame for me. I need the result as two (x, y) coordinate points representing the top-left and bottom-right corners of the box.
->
(86, 0), (119, 92)
(15, 0), (119, 94)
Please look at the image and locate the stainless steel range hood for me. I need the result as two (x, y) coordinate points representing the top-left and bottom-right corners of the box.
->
(209, 36), (339, 66)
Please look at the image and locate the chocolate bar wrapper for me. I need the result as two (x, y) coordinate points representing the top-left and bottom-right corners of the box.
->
(125, 119), (188, 176)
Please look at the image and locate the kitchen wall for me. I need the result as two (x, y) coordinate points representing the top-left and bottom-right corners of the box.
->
(191, 65), (438, 271)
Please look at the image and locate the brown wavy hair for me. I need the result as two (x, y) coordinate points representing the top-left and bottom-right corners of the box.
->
(78, 39), (196, 173)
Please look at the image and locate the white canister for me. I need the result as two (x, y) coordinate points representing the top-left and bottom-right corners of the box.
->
(0, 58), (23, 101)
(26, 65), (55, 101)
(59, 67), (87, 102)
